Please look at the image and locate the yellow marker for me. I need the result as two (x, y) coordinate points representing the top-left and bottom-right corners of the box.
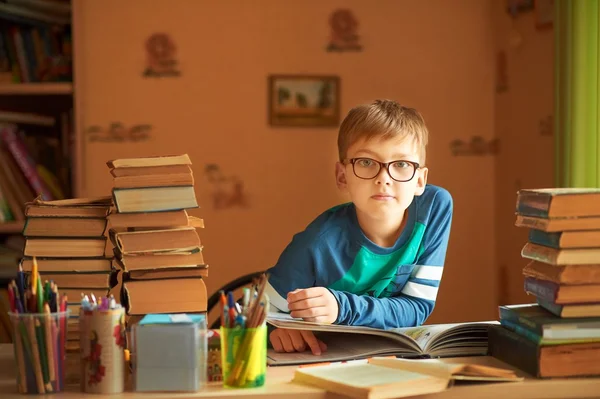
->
(31, 257), (39, 296)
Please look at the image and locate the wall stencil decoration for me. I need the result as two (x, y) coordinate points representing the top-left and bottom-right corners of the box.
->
(449, 136), (500, 156)
(204, 164), (248, 210)
(326, 9), (362, 52)
(496, 51), (509, 93)
(86, 122), (152, 142)
(535, 0), (554, 30)
(538, 115), (553, 136)
(505, 0), (534, 15)
(268, 75), (340, 127)
(143, 33), (180, 78)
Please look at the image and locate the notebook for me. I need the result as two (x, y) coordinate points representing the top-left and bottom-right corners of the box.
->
(293, 357), (522, 399)
(267, 313), (498, 366)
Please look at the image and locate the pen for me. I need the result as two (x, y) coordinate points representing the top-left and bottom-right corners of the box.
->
(219, 291), (227, 327)
(242, 288), (250, 315)
(227, 292), (236, 328)
(36, 277), (44, 314)
(7, 282), (15, 312)
(17, 264), (25, 311)
(235, 314), (246, 328)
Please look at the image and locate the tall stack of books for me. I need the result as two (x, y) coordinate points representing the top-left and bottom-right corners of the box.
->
(489, 188), (600, 378)
(20, 195), (114, 354)
(106, 154), (208, 319)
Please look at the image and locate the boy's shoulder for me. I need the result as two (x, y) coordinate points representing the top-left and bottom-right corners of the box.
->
(414, 184), (453, 223)
(419, 184), (453, 206)
(294, 202), (356, 245)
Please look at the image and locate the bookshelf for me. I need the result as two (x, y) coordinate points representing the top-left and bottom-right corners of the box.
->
(0, 83), (73, 95)
(0, 221), (23, 234)
(0, 1), (74, 236)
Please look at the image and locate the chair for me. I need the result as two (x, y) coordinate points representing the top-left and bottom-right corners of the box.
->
(206, 271), (264, 329)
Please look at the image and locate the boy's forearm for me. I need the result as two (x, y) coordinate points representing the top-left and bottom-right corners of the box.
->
(330, 289), (434, 329)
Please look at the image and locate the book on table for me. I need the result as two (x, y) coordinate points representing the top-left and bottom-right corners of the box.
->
(292, 356), (522, 399)
(266, 313), (498, 366)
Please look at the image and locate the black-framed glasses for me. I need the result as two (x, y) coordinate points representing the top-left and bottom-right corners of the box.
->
(345, 158), (420, 182)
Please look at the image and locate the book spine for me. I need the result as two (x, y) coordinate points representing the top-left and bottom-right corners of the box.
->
(2, 27), (21, 82)
(488, 325), (541, 377)
(10, 27), (30, 82)
(528, 230), (561, 249)
(515, 215), (550, 231)
(499, 319), (543, 344)
(521, 243), (559, 265)
(30, 28), (46, 80)
(21, 28), (38, 81)
(0, 126), (54, 200)
(517, 205), (550, 218)
(0, 182), (13, 221)
(524, 277), (558, 303)
(498, 306), (544, 335)
(522, 262), (562, 284)
(536, 298), (564, 317)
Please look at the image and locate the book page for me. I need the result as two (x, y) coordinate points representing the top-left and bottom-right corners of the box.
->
(296, 363), (436, 388)
(368, 358), (522, 382)
(267, 313), (496, 356)
(32, 196), (112, 206)
(393, 321), (497, 354)
(390, 324), (450, 350)
(267, 312), (420, 352)
(267, 332), (418, 366)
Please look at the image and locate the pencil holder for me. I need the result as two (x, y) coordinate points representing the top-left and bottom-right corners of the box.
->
(8, 310), (70, 395)
(220, 322), (267, 388)
(79, 307), (126, 394)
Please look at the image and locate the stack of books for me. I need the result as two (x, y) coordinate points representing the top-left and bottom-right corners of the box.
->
(20, 195), (114, 354)
(106, 154), (208, 318)
(21, 196), (114, 312)
(489, 188), (600, 378)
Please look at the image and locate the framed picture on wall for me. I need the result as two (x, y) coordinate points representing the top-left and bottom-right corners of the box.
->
(268, 75), (340, 127)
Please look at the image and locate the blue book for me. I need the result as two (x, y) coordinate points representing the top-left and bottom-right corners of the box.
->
(529, 229), (600, 249)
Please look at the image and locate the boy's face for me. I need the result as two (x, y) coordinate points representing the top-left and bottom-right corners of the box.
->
(335, 135), (428, 221)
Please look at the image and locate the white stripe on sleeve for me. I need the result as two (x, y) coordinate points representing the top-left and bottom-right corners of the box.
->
(411, 265), (444, 281)
(401, 281), (439, 301)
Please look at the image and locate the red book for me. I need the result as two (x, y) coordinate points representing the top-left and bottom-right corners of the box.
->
(0, 126), (54, 200)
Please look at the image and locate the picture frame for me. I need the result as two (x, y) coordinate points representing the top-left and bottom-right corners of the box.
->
(268, 75), (340, 127)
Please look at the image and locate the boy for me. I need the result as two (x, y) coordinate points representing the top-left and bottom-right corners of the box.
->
(265, 99), (453, 355)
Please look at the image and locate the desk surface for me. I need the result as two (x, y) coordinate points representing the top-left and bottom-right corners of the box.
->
(0, 344), (599, 399)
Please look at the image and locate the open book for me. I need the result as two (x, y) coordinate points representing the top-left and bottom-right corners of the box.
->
(293, 357), (523, 399)
(267, 313), (499, 366)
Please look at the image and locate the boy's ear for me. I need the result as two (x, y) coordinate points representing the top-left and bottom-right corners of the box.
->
(335, 162), (348, 190)
(414, 167), (428, 196)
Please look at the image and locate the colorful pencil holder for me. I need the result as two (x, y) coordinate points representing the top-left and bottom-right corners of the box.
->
(8, 310), (70, 395)
(220, 322), (267, 388)
(79, 307), (126, 394)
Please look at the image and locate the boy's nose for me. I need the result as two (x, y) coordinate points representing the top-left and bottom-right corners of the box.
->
(375, 167), (393, 185)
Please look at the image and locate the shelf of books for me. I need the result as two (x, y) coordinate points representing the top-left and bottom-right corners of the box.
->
(0, 83), (73, 95)
(0, 221), (23, 234)
(0, 0), (74, 234)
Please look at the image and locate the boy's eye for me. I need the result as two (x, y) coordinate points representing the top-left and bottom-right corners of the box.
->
(392, 161), (410, 169)
(357, 158), (374, 167)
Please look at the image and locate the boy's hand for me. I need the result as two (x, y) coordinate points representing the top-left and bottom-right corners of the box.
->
(269, 328), (327, 355)
(287, 287), (339, 324)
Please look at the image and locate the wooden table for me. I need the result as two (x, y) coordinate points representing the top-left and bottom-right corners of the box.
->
(0, 344), (599, 398)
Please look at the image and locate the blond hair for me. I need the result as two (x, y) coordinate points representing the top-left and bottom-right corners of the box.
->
(337, 99), (429, 165)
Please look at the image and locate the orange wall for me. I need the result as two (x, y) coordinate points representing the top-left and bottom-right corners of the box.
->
(492, 1), (554, 306)
(75, 0), (499, 323)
